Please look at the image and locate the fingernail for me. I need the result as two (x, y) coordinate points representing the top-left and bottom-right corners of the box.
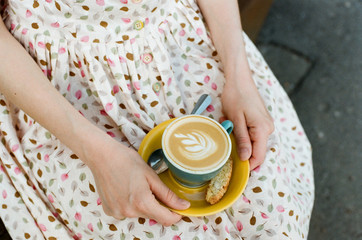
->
(240, 148), (250, 161)
(178, 198), (190, 208)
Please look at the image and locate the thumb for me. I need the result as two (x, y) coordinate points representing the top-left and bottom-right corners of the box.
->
(147, 173), (190, 210)
(234, 116), (252, 161)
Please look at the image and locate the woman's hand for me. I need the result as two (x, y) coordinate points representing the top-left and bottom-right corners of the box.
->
(83, 135), (190, 226)
(221, 79), (274, 170)
(195, 0), (274, 170)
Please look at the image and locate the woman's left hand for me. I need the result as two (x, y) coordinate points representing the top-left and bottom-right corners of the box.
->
(221, 78), (274, 170)
(196, 0), (274, 170)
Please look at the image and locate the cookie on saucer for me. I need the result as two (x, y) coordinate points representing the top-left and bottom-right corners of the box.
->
(206, 157), (233, 204)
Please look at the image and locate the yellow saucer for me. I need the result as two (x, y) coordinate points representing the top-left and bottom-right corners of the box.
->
(138, 118), (249, 216)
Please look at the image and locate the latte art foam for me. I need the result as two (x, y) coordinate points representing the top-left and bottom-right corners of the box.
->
(163, 116), (231, 172)
(174, 131), (217, 160)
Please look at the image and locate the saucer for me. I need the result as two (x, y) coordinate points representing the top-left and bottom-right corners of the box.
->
(138, 118), (250, 216)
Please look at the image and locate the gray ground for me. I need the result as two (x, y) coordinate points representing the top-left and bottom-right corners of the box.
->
(257, 0), (362, 239)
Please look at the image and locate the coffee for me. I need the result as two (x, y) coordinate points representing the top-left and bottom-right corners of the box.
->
(162, 115), (230, 172)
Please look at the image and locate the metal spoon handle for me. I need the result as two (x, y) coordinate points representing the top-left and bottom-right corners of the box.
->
(155, 160), (168, 175)
(191, 94), (212, 115)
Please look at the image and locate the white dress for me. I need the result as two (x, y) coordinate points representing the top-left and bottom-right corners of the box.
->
(0, 0), (314, 239)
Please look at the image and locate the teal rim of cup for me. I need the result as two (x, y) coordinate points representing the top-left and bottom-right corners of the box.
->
(161, 115), (233, 175)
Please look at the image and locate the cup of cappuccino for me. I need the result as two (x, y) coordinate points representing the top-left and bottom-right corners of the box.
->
(161, 115), (233, 188)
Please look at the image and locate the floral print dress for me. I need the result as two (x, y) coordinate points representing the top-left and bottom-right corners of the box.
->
(0, 0), (314, 239)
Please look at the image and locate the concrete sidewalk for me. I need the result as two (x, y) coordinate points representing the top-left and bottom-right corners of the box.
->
(257, 0), (362, 239)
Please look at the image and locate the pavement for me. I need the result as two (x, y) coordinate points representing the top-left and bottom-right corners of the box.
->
(256, 0), (362, 239)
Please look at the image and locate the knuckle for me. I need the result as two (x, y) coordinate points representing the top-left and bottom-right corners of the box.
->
(122, 207), (137, 218)
(236, 135), (250, 145)
(255, 151), (267, 163)
(250, 158), (264, 170)
(134, 199), (147, 212)
(265, 114), (275, 130)
(162, 219), (175, 227)
(259, 120), (274, 135)
(251, 126), (263, 136)
(164, 188), (176, 203)
(233, 116), (246, 128)
(266, 119), (275, 133)
(114, 213), (125, 220)
(255, 156), (265, 165)
(131, 193), (150, 213)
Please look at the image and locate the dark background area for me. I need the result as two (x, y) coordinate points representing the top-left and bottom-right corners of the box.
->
(257, 0), (362, 239)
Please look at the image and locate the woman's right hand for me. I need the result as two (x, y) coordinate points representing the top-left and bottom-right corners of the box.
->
(0, 14), (190, 227)
(83, 135), (190, 226)
(1, 16), (189, 227)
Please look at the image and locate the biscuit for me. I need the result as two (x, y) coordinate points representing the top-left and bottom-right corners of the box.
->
(205, 157), (233, 204)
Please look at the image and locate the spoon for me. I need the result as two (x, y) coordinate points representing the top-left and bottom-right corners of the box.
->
(147, 94), (212, 174)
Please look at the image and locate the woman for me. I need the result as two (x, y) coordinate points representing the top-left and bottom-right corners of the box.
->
(0, 0), (314, 239)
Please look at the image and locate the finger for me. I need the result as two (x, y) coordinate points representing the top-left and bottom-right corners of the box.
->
(249, 127), (269, 170)
(132, 179), (183, 226)
(143, 195), (183, 226)
(234, 115), (252, 161)
(147, 173), (190, 210)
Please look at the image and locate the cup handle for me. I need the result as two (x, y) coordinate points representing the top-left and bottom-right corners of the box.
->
(221, 120), (234, 134)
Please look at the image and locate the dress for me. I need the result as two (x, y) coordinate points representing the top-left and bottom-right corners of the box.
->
(0, 0), (314, 239)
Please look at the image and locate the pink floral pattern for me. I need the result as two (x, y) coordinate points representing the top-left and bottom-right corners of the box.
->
(0, 0), (314, 239)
